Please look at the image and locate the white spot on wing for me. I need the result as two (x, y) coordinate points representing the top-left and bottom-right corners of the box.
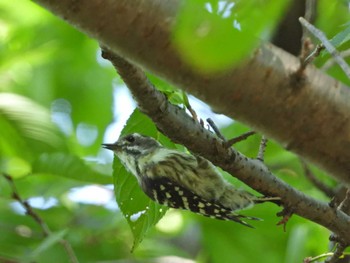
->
(198, 202), (205, 208)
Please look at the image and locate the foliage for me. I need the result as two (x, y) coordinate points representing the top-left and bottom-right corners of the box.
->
(173, 0), (290, 73)
(0, 0), (348, 262)
(112, 109), (170, 250)
(329, 22), (350, 49)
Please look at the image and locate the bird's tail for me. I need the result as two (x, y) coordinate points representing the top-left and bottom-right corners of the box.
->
(227, 213), (262, 228)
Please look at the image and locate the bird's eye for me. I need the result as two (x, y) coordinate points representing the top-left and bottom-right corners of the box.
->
(125, 135), (135, 143)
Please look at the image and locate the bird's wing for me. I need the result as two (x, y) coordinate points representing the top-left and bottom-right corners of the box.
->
(141, 176), (260, 228)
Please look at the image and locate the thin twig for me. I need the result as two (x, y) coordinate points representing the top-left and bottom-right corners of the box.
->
(322, 49), (350, 71)
(299, 17), (350, 79)
(182, 92), (199, 123)
(325, 189), (350, 263)
(206, 117), (256, 147)
(3, 174), (51, 236)
(300, 38), (315, 65)
(292, 43), (323, 84)
(206, 118), (226, 141)
(304, 0), (316, 23)
(301, 0), (316, 42)
(2, 174), (79, 263)
(58, 240), (79, 263)
(296, 0), (317, 79)
(299, 159), (336, 198)
(300, 0), (316, 66)
(301, 44), (325, 68)
(304, 253), (334, 263)
(338, 189), (350, 218)
(257, 136), (268, 162)
(325, 243), (346, 263)
(224, 131), (256, 148)
(187, 107), (199, 124)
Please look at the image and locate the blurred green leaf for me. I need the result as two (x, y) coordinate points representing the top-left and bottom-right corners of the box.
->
(30, 229), (68, 259)
(0, 93), (68, 164)
(0, 0), (114, 156)
(32, 152), (112, 184)
(330, 22), (350, 48)
(200, 215), (285, 263)
(284, 225), (309, 263)
(0, 93), (66, 153)
(172, 0), (289, 73)
(0, 157), (31, 178)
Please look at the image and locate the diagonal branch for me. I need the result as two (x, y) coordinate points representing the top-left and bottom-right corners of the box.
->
(299, 17), (350, 79)
(300, 159), (336, 198)
(32, 0), (350, 185)
(101, 48), (350, 244)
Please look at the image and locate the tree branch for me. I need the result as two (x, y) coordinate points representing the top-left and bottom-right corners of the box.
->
(101, 49), (350, 244)
(2, 174), (79, 263)
(32, 0), (350, 184)
(300, 159), (336, 198)
(299, 17), (350, 79)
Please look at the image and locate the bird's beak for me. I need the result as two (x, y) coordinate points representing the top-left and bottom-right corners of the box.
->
(102, 143), (119, 151)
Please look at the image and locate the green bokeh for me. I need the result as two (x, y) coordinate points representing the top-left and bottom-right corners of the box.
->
(0, 0), (347, 262)
(172, 0), (290, 73)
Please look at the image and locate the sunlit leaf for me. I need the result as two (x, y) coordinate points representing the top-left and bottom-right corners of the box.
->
(0, 157), (31, 178)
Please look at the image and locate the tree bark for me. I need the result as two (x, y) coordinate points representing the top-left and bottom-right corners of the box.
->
(101, 49), (350, 243)
(32, 0), (350, 184)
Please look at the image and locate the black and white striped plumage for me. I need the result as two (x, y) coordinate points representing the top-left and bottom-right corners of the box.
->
(103, 133), (261, 227)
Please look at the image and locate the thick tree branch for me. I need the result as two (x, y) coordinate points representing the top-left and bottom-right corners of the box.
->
(101, 49), (350, 244)
(32, 0), (350, 184)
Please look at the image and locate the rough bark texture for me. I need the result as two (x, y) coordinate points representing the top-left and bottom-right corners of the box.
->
(32, 0), (350, 184)
(102, 49), (350, 245)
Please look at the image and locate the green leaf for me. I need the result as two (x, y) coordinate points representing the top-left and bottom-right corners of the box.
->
(0, 93), (67, 160)
(0, 157), (31, 178)
(112, 109), (177, 249)
(146, 73), (184, 105)
(172, 0), (289, 73)
(30, 229), (68, 259)
(113, 160), (167, 250)
(32, 152), (112, 184)
(284, 225), (309, 263)
(330, 22), (350, 48)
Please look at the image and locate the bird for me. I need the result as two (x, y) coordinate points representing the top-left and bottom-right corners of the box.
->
(103, 133), (275, 227)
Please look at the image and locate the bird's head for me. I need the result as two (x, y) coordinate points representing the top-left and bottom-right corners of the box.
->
(103, 133), (161, 157)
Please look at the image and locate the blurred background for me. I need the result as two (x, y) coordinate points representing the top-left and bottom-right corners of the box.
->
(0, 0), (349, 262)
